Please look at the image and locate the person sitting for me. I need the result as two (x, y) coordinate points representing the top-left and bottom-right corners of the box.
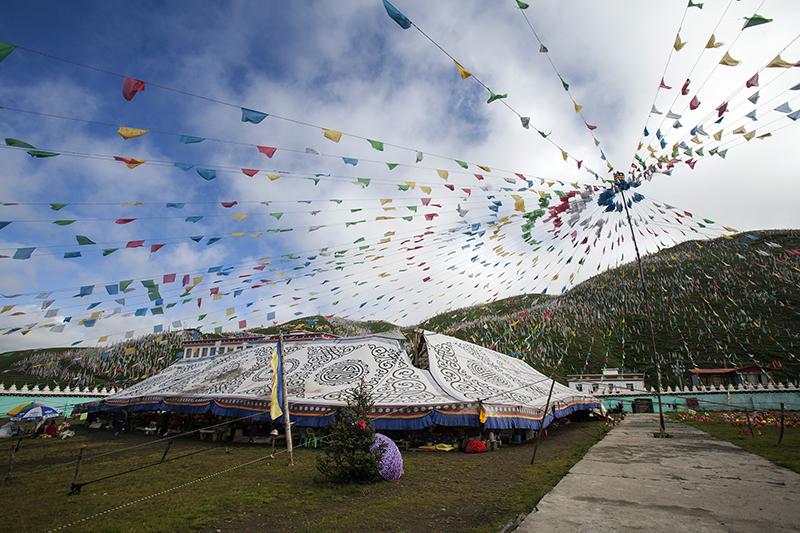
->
(44, 420), (58, 437)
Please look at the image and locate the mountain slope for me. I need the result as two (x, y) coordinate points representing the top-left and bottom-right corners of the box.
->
(418, 229), (800, 384)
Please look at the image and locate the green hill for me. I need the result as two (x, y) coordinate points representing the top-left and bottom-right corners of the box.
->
(418, 229), (800, 385)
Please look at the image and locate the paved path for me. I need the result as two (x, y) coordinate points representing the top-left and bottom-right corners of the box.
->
(517, 414), (800, 532)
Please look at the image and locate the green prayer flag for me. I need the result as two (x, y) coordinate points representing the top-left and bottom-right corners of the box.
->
(743, 14), (772, 29)
(386, 163), (398, 170)
(5, 138), (35, 149)
(50, 203), (68, 211)
(198, 314), (207, 320)
(537, 130), (551, 138)
(687, 0), (703, 8)
(402, 216), (413, 221)
(76, 235), (95, 245)
(27, 150), (59, 158)
(367, 139), (384, 151)
(487, 92), (508, 104)
(516, 0), (529, 9)
(53, 220), (76, 226)
(717, 149), (727, 158)
(119, 280), (133, 291)
(560, 78), (569, 91)
(357, 178), (371, 187)
(102, 248), (119, 256)
(398, 184), (410, 191)
(0, 41), (15, 62)
(214, 326), (223, 334)
(455, 159), (468, 169)
(270, 212), (283, 219)
(406, 206), (418, 212)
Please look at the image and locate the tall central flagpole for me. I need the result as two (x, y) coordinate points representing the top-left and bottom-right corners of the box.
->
(279, 331), (294, 465)
(617, 179), (667, 437)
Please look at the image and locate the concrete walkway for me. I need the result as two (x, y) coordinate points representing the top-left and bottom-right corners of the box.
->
(517, 414), (800, 532)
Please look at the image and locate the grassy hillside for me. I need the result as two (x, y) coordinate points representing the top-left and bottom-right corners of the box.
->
(419, 230), (800, 385)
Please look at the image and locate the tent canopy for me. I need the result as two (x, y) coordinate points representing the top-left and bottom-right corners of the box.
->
(77, 332), (598, 430)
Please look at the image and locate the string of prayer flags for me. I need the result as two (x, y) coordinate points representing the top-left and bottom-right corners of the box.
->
(122, 77), (145, 101)
(117, 126), (149, 140)
(241, 108), (268, 124)
(742, 14), (772, 29)
(382, 0), (412, 29)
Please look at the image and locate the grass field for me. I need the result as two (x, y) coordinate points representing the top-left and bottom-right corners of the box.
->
(0, 420), (606, 532)
(676, 415), (800, 474)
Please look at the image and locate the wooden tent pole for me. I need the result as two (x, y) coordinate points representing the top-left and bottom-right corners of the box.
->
(530, 378), (555, 465)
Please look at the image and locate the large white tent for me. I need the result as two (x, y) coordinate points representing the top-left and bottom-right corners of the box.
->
(79, 331), (598, 430)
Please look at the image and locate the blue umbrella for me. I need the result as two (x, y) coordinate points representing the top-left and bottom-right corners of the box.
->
(11, 403), (60, 421)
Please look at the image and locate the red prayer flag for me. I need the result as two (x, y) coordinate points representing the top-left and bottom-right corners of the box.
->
(241, 168), (259, 177)
(126, 240), (145, 248)
(115, 218), (136, 224)
(681, 79), (690, 96)
(163, 273), (176, 283)
(221, 201), (238, 208)
(257, 145), (277, 158)
(150, 243), (165, 253)
(122, 77), (145, 101)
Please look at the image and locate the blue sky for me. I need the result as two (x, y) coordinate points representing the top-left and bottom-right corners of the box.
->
(1, 1), (798, 349)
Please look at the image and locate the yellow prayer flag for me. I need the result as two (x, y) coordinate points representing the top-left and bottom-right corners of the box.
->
(713, 130), (722, 141)
(420, 185), (432, 194)
(231, 213), (248, 220)
(454, 60), (472, 79)
(705, 34), (723, 48)
(767, 55), (795, 68)
(719, 52), (740, 66)
(573, 102), (583, 113)
(380, 198), (393, 205)
(437, 169), (449, 180)
(477, 165), (491, 172)
(561, 149), (568, 161)
(322, 128), (343, 142)
(117, 126), (149, 140)
(267, 174), (280, 181)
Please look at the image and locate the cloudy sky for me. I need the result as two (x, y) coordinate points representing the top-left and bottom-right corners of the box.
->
(0, 0), (798, 350)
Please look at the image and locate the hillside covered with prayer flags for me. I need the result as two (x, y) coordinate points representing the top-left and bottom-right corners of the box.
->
(4, 229), (797, 389)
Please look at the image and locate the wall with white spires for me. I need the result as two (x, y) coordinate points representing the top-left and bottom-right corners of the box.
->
(0, 383), (115, 397)
(595, 380), (800, 412)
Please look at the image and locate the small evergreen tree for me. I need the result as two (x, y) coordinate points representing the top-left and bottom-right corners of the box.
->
(317, 380), (385, 483)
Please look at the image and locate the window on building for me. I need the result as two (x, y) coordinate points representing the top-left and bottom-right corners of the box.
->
(575, 384), (583, 391)
(608, 384), (614, 392)
(627, 383), (634, 391)
(592, 383), (599, 392)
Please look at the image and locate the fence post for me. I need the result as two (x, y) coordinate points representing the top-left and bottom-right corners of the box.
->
(160, 439), (173, 464)
(778, 403), (785, 445)
(69, 445), (87, 495)
(745, 410), (755, 437)
(4, 438), (22, 482)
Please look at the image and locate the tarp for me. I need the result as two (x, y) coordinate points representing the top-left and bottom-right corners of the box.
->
(76, 332), (598, 430)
